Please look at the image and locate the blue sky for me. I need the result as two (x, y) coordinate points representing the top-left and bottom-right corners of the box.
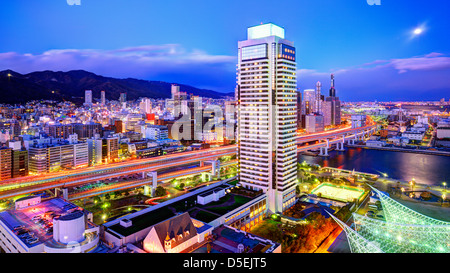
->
(1, 0), (450, 101)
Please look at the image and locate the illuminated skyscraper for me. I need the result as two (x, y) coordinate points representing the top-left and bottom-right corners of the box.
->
(329, 74), (336, 97)
(101, 90), (106, 105)
(302, 89), (316, 115)
(85, 90), (92, 105)
(324, 74), (341, 126)
(119, 93), (127, 103)
(236, 23), (297, 213)
(315, 81), (322, 114)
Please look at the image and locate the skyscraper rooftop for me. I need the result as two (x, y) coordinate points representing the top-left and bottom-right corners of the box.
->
(247, 23), (285, 39)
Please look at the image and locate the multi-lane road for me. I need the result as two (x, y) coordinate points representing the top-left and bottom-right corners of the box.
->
(0, 124), (376, 201)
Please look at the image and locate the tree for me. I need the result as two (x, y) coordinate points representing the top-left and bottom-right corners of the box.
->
(93, 196), (101, 204)
(155, 186), (166, 197)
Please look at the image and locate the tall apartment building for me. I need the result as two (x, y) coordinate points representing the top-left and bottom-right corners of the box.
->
(85, 90), (93, 105)
(73, 122), (102, 139)
(323, 97), (341, 126)
(102, 137), (119, 164)
(28, 146), (48, 175)
(236, 23), (297, 213)
(87, 138), (103, 166)
(315, 81), (322, 114)
(48, 124), (74, 139)
(9, 140), (28, 178)
(101, 90), (106, 105)
(302, 89), (316, 115)
(0, 147), (12, 180)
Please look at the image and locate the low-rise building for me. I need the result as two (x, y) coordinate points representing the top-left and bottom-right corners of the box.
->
(0, 197), (100, 253)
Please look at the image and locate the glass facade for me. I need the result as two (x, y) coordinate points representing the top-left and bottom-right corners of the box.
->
(241, 44), (268, 61)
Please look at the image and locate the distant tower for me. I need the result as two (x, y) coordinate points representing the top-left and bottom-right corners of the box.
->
(101, 90), (106, 105)
(315, 81), (322, 113)
(85, 90), (92, 105)
(329, 74), (336, 97)
(171, 84), (180, 100)
(119, 93), (127, 104)
(303, 89), (315, 115)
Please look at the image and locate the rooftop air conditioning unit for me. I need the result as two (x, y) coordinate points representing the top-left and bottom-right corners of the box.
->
(120, 219), (132, 228)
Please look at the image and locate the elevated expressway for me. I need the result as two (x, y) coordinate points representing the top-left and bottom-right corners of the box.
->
(0, 124), (376, 201)
(297, 124), (377, 156)
(0, 146), (237, 200)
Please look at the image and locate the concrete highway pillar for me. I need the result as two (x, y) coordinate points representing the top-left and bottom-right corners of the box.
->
(206, 160), (220, 177)
(202, 172), (211, 182)
(62, 188), (68, 200)
(336, 142), (345, 151)
(144, 171), (157, 196)
(319, 147), (329, 156)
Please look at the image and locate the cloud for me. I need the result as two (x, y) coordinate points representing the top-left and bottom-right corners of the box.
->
(1, 46), (449, 100)
(297, 53), (450, 101)
(0, 45), (237, 92)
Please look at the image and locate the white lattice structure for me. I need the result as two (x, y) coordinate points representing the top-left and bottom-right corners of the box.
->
(328, 213), (384, 253)
(329, 185), (450, 253)
(353, 213), (450, 253)
(369, 185), (450, 226)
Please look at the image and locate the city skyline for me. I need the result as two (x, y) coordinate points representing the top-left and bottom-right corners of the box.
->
(0, 0), (449, 101)
(0, 7), (450, 257)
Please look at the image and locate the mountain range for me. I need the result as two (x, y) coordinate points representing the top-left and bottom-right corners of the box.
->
(0, 69), (233, 105)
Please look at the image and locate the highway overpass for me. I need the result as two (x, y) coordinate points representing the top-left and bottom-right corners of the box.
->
(0, 124), (376, 200)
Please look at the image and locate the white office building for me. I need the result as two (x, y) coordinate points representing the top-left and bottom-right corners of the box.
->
(236, 23), (297, 213)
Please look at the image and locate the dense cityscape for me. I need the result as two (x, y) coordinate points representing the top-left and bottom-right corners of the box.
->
(0, 1), (449, 265)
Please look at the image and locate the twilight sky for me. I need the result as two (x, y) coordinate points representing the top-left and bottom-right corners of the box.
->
(1, 0), (449, 101)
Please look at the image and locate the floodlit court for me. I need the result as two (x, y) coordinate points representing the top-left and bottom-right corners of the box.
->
(311, 183), (365, 203)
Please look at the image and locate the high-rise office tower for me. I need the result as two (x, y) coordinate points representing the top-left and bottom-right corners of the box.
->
(236, 23), (297, 213)
(101, 90), (106, 105)
(85, 90), (93, 105)
(302, 89), (316, 114)
(329, 74), (336, 97)
(315, 81), (322, 114)
(323, 74), (341, 126)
